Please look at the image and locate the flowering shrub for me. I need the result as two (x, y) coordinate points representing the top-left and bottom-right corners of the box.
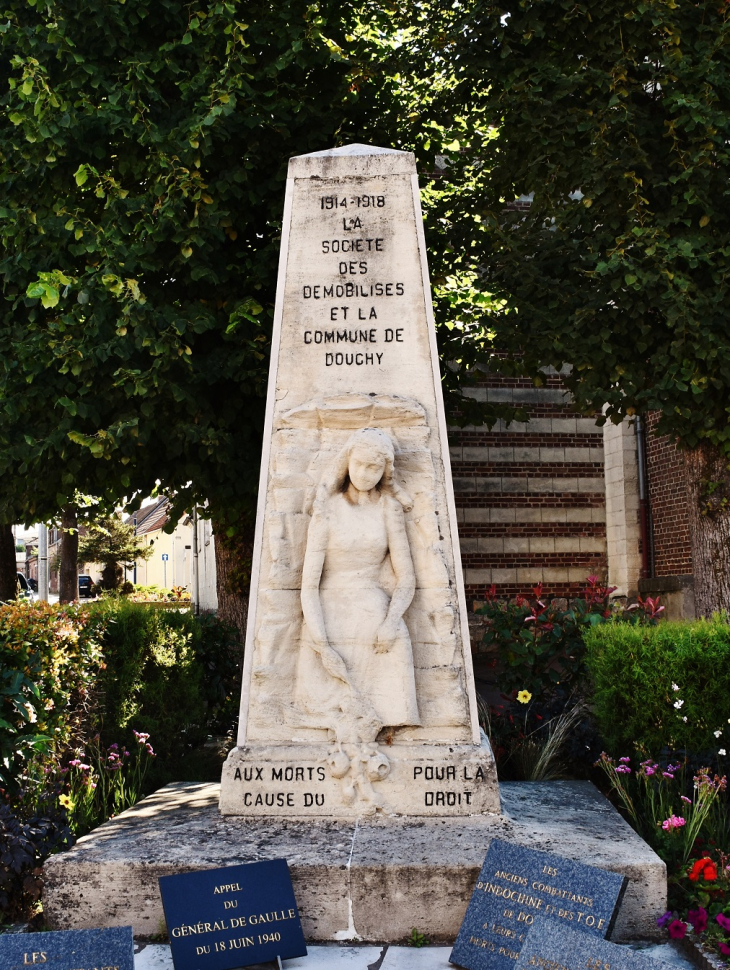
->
(656, 851), (730, 958)
(57, 731), (156, 836)
(477, 576), (660, 697)
(596, 754), (728, 867)
(482, 688), (599, 781)
(0, 602), (103, 790)
(585, 617), (730, 756)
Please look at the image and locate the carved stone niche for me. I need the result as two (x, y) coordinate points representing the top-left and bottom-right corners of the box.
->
(220, 393), (499, 817)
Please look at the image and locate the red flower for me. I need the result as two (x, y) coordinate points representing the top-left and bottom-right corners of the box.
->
(689, 858), (718, 882)
(668, 921), (687, 939)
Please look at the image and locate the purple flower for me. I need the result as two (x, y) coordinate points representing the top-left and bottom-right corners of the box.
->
(681, 795), (691, 804)
(109, 743), (119, 751)
(663, 772), (675, 780)
(716, 913), (730, 932)
(668, 920), (687, 940)
(687, 908), (708, 933)
(646, 767), (656, 776)
(619, 757), (631, 763)
(615, 765), (631, 774)
(719, 943), (730, 957)
(657, 912), (674, 929)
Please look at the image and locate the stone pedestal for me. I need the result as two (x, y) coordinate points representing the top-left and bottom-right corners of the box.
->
(220, 738), (499, 817)
(44, 782), (665, 943)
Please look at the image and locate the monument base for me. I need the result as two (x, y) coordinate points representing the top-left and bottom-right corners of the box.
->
(219, 738), (500, 816)
(43, 781), (665, 943)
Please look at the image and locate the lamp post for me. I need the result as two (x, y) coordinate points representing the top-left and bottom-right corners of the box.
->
(38, 523), (48, 602)
(192, 507), (200, 616)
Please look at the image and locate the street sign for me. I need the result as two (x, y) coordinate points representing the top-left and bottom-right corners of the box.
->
(162, 553), (169, 561)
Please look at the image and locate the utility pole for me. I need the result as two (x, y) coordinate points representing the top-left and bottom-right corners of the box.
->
(192, 506), (200, 616)
(38, 523), (49, 602)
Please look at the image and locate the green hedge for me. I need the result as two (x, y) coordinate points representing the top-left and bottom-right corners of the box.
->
(585, 618), (730, 757)
(89, 598), (239, 765)
(0, 598), (240, 791)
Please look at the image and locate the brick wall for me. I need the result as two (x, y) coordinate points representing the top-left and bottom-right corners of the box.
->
(645, 413), (692, 576)
(449, 374), (606, 603)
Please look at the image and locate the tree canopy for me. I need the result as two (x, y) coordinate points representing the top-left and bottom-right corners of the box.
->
(0, 0), (405, 531)
(412, 0), (730, 452)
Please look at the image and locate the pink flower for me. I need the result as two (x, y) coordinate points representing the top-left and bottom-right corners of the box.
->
(619, 757), (631, 763)
(662, 815), (686, 832)
(668, 920), (687, 939)
(663, 772), (675, 780)
(681, 796), (691, 804)
(717, 913), (730, 932)
(719, 943), (730, 957)
(615, 765), (631, 774)
(646, 767), (656, 776)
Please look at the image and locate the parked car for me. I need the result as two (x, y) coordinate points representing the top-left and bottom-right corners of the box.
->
(16, 572), (35, 600)
(78, 575), (93, 598)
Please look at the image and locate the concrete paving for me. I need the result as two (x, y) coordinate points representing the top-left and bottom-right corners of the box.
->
(133, 942), (696, 970)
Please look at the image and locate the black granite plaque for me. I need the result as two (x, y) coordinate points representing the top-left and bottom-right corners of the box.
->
(450, 840), (628, 970)
(515, 918), (674, 970)
(0, 927), (134, 970)
(159, 859), (306, 970)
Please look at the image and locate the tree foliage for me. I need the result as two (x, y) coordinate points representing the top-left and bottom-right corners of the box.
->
(0, 0), (400, 530)
(78, 516), (151, 589)
(410, 0), (730, 455)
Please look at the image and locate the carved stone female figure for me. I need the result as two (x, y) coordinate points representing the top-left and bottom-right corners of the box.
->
(297, 428), (420, 750)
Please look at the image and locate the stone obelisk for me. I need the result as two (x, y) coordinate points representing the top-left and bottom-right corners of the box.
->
(220, 145), (499, 817)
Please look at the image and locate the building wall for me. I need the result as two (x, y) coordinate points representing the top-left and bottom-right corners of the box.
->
(602, 419), (642, 598)
(644, 413), (693, 577)
(134, 514), (217, 611)
(450, 374), (607, 605)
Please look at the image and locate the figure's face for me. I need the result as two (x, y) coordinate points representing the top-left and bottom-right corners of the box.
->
(348, 444), (387, 492)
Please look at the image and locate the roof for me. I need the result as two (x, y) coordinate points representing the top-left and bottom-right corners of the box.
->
(125, 497), (170, 537)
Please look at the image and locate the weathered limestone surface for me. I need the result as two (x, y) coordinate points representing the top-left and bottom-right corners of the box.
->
(221, 144), (497, 817)
(44, 782), (665, 943)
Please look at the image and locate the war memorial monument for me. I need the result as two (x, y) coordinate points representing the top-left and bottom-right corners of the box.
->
(44, 146), (666, 945)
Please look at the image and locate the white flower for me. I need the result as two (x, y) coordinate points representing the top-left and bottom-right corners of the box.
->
(674, 699), (684, 709)
(720, 749), (727, 757)
(715, 730), (723, 738)
(682, 717), (688, 723)
(672, 683), (680, 691)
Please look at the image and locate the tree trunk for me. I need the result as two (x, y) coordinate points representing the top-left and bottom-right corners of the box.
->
(59, 504), (79, 604)
(212, 515), (254, 652)
(100, 562), (122, 590)
(683, 442), (730, 617)
(0, 523), (17, 601)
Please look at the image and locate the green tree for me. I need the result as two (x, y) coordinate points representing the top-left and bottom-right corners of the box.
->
(409, 0), (730, 614)
(0, 0), (403, 631)
(78, 516), (152, 591)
